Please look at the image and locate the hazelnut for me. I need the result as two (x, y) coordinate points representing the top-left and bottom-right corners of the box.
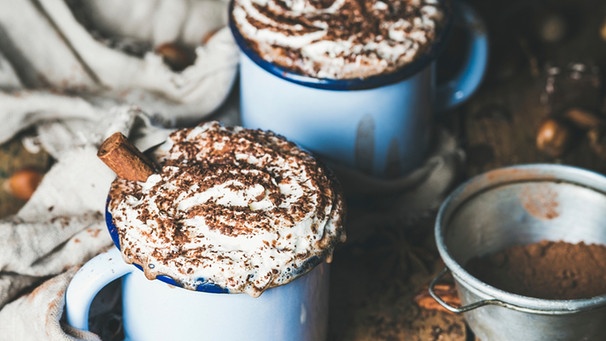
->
(600, 18), (606, 41)
(563, 108), (604, 130)
(155, 42), (196, 72)
(3, 168), (44, 201)
(536, 12), (568, 44)
(588, 126), (606, 159)
(414, 283), (460, 314)
(536, 118), (572, 157)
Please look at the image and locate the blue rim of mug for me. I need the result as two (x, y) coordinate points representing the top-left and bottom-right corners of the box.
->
(105, 197), (324, 294)
(228, 0), (453, 91)
(105, 198), (229, 293)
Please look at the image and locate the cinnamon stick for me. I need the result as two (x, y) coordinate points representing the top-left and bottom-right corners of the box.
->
(97, 132), (157, 181)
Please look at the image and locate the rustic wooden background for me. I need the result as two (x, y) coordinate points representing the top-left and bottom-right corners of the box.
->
(329, 0), (606, 340)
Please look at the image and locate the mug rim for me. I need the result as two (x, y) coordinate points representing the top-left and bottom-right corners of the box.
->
(104, 199), (230, 293)
(228, 0), (453, 91)
(104, 197), (325, 294)
(435, 163), (606, 312)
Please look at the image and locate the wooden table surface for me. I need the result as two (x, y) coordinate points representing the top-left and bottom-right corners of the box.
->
(329, 0), (606, 340)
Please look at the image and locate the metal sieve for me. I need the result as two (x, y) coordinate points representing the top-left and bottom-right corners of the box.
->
(432, 164), (606, 341)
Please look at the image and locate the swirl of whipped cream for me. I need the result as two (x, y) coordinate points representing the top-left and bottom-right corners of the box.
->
(232, 0), (445, 79)
(108, 121), (345, 297)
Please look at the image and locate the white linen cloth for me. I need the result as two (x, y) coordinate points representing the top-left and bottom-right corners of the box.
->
(0, 97), (174, 340)
(0, 0), (237, 338)
(0, 0), (238, 126)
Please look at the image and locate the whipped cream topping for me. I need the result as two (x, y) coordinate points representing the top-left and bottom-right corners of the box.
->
(108, 121), (345, 297)
(232, 0), (445, 79)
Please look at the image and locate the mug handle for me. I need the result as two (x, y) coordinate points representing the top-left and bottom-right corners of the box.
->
(65, 247), (134, 331)
(436, 1), (489, 110)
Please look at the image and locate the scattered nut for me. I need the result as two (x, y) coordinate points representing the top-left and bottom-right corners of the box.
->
(155, 42), (196, 72)
(563, 108), (604, 130)
(600, 18), (606, 41)
(3, 168), (44, 201)
(536, 118), (572, 157)
(414, 283), (461, 314)
(588, 126), (606, 159)
(536, 12), (568, 44)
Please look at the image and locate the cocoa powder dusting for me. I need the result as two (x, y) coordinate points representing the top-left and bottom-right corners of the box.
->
(519, 185), (559, 220)
(232, 0), (447, 79)
(107, 121), (346, 295)
(466, 240), (606, 299)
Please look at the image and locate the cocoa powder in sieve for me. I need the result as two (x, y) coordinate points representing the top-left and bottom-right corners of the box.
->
(465, 240), (606, 300)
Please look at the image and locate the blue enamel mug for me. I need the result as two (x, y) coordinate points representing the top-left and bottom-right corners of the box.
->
(64, 207), (330, 341)
(230, 0), (488, 178)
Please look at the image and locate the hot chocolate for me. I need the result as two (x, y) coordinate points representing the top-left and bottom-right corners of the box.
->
(231, 0), (446, 79)
(107, 121), (346, 297)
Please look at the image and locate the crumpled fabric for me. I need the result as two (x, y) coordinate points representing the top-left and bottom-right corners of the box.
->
(0, 95), (174, 340)
(0, 0), (239, 338)
(0, 0), (238, 126)
(0, 269), (102, 341)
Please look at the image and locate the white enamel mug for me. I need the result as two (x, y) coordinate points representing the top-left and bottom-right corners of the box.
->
(65, 212), (330, 341)
(229, 0), (488, 178)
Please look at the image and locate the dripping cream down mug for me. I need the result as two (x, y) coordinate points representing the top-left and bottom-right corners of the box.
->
(65, 246), (330, 341)
(230, 0), (488, 178)
(65, 122), (345, 341)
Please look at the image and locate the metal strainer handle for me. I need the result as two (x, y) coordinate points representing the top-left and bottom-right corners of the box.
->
(428, 267), (591, 315)
(428, 267), (499, 313)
